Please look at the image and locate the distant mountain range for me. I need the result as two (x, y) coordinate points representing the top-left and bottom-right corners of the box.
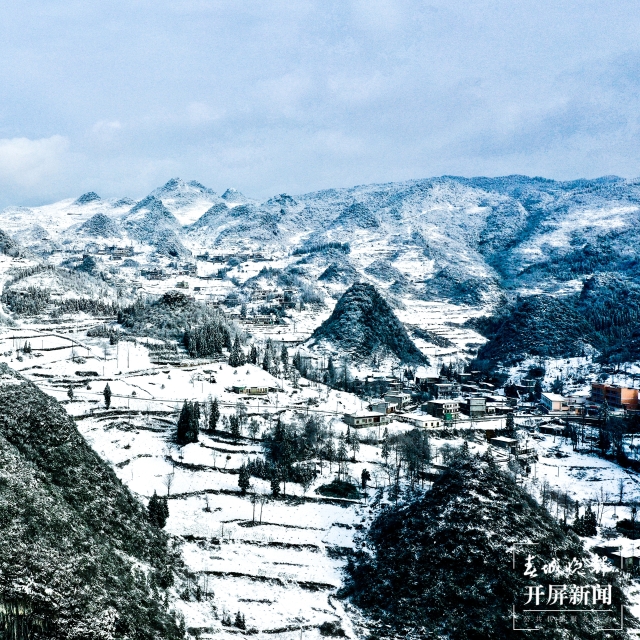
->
(3, 174), (639, 298)
(3, 174), (640, 366)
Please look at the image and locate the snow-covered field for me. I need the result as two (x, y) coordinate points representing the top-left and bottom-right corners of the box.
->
(4, 175), (640, 634)
(4, 311), (640, 634)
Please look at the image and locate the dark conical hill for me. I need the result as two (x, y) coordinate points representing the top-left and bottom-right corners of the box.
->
(78, 212), (121, 238)
(310, 282), (426, 363)
(73, 191), (101, 205)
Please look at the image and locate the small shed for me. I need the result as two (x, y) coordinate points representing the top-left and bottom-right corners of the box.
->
(490, 436), (518, 454)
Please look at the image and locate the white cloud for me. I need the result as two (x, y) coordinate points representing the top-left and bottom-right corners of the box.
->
(92, 120), (122, 133)
(0, 135), (70, 188)
(186, 102), (224, 125)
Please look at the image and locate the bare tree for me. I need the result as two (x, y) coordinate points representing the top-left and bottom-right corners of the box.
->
(250, 492), (258, 523)
(258, 494), (269, 524)
(618, 478), (625, 505)
(162, 473), (174, 496)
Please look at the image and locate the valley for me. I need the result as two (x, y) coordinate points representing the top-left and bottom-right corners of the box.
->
(2, 174), (640, 637)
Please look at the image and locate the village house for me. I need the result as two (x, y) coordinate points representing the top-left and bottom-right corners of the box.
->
(109, 245), (134, 258)
(141, 267), (166, 280)
(231, 384), (268, 395)
(540, 392), (567, 414)
(370, 400), (397, 414)
(490, 436), (518, 454)
(403, 414), (442, 429)
(461, 396), (486, 418)
(422, 399), (460, 420)
(591, 383), (638, 411)
(384, 391), (411, 409)
(343, 410), (389, 427)
(430, 382), (461, 399)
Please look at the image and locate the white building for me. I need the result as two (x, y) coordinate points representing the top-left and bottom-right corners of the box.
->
(343, 411), (389, 427)
(384, 392), (411, 409)
(540, 393), (567, 413)
(404, 415), (442, 429)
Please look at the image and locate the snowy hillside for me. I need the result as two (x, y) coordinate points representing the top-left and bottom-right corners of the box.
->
(3, 174), (640, 637)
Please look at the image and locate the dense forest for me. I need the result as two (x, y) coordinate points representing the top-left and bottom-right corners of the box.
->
(343, 448), (631, 639)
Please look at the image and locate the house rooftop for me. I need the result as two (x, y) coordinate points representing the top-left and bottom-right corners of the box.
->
(541, 393), (566, 401)
(345, 410), (385, 418)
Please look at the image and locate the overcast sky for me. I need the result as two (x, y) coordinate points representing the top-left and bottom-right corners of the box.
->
(0, 0), (639, 206)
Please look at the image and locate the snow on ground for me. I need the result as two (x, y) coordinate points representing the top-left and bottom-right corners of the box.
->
(4, 300), (640, 634)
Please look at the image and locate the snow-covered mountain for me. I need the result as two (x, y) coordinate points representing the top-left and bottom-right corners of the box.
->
(2, 174), (640, 306)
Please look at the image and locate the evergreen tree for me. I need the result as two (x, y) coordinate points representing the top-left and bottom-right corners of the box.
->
(161, 495), (169, 525)
(177, 400), (200, 445)
(262, 346), (273, 373)
(350, 430), (361, 461)
(103, 383), (112, 409)
(533, 380), (542, 400)
(249, 344), (258, 365)
(238, 463), (251, 495)
(230, 414), (241, 441)
(67, 387), (74, 400)
(381, 427), (390, 464)
(148, 491), (160, 526)
(148, 491), (168, 528)
(234, 612), (246, 630)
(325, 433), (336, 472)
(573, 502), (597, 536)
(228, 335), (246, 367)
(504, 412), (516, 438)
(583, 504), (597, 536)
(361, 468), (371, 490)
(209, 397), (220, 432)
(280, 343), (289, 377)
(293, 351), (302, 373)
(270, 472), (281, 498)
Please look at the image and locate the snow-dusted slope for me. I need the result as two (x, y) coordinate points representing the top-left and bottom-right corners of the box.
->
(2, 174), (640, 305)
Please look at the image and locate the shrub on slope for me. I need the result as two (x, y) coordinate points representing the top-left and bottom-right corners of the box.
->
(0, 364), (181, 639)
(343, 451), (630, 639)
(118, 290), (231, 341)
(310, 283), (426, 364)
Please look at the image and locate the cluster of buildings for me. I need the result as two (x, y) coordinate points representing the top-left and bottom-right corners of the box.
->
(139, 261), (198, 281)
(533, 384), (638, 418)
(342, 369), (514, 430)
(197, 251), (268, 263)
(83, 244), (135, 260)
(341, 370), (640, 432)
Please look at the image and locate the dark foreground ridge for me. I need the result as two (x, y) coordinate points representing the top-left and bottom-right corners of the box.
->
(342, 450), (631, 639)
(0, 363), (182, 639)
